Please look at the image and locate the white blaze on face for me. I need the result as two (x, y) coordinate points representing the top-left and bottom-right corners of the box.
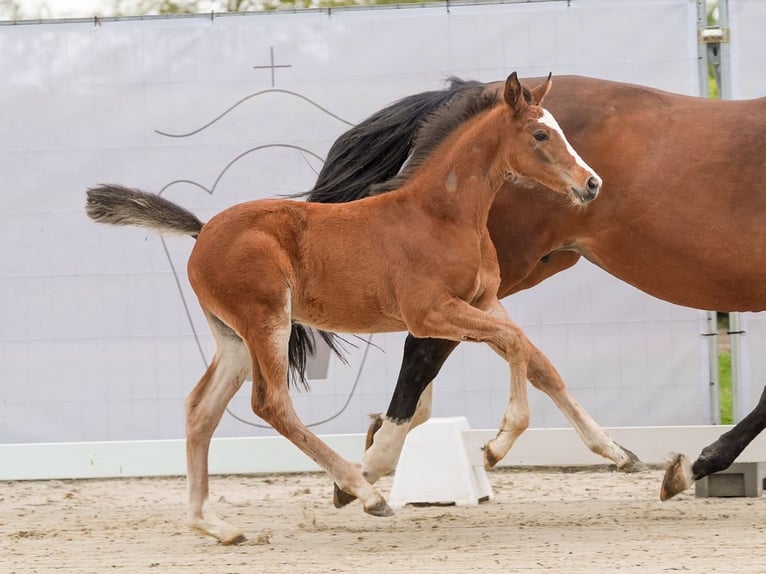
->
(539, 109), (603, 188)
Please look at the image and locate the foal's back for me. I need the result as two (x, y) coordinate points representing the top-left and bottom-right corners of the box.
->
(187, 194), (488, 335)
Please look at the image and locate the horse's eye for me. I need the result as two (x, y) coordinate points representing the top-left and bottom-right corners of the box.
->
(533, 131), (548, 142)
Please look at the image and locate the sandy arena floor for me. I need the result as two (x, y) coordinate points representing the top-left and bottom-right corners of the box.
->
(2, 467), (765, 573)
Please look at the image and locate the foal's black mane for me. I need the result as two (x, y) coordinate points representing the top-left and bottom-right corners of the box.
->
(370, 83), (500, 195)
(304, 77), (488, 204)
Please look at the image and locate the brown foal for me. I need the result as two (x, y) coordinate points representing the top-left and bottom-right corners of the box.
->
(85, 72), (600, 544)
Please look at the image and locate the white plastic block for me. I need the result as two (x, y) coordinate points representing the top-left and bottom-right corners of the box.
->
(388, 417), (493, 507)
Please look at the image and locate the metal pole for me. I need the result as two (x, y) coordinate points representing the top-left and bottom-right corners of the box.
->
(718, 0), (733, 99)
(697, 0), (710, 97)
(697, 1), (720, 424)
(730, 311), (746, 421)
(707, 311), (721, 425)
(715, 0), (745, 421)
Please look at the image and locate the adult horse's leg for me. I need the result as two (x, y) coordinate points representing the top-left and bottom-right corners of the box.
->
(661, 386), (766, 500)
(484, 340), (646, 471)
(335, 336), (458, 507)
(363, 337), (458, 476)
(364, 382), (434, 449)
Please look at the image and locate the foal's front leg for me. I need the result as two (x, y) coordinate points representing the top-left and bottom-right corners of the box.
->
(404, 296), (536, 465)
(482, 304), (645, 471)
(408, 298), (644, 472)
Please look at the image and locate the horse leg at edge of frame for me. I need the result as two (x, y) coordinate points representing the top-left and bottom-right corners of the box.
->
(334, 336), (459, 508)
(185, 317), (251, 545)
(661, 385), (766, 500)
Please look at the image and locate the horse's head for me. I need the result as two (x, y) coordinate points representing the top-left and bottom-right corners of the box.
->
(500, 72), (601, 205)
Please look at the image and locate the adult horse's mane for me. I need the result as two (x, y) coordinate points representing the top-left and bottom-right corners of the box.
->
(305, 77), (487, 204)
(370, 82), (500, 195)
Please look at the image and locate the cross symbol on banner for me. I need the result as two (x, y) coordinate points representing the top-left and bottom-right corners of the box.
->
(253, 46), (292, 87)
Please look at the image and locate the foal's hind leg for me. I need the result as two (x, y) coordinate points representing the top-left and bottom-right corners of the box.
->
(242, 318), (393, 518)
(186, 314), (251, 544)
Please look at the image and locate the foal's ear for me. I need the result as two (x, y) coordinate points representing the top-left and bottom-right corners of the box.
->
(530, 73), (553, 105)
(503, 72), (526, 114)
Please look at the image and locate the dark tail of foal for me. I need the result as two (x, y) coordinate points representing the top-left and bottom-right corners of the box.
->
(85, 183), (344, 389)
(86, 184), (204, 237)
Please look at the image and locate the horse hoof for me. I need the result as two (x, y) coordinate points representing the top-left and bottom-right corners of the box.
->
(364, 498), (394, 517)
(191, 522), (246, 545)
(220, 532), (247, 546)
(616, 444), (649, 473)
(483, 444), (500, 469)
(333, 483), (358, 508)
(660, 452), (694, 501)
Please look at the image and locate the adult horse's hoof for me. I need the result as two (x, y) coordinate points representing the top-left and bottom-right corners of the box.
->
(616, 444), (649, 472)
(333, 483), (358, 508)
(660, 452), (694, 500)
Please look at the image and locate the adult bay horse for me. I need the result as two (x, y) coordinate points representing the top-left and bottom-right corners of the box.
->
(303, 74), (766, 503)
(85, 73), (602, 543)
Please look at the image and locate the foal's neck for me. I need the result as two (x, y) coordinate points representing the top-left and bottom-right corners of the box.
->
(402, 106), (507, 231)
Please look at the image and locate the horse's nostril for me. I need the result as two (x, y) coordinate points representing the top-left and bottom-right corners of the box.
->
(587, 176), (600, 192)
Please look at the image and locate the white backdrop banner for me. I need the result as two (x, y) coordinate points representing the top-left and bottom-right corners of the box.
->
(729, 0), (766, 98)
(0, 0), (704, 444)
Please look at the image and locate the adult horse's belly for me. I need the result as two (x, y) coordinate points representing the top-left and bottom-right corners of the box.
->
(576, 215), (766, 313)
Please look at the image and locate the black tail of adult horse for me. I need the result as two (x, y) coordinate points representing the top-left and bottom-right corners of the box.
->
(294, 78), (485, 377)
